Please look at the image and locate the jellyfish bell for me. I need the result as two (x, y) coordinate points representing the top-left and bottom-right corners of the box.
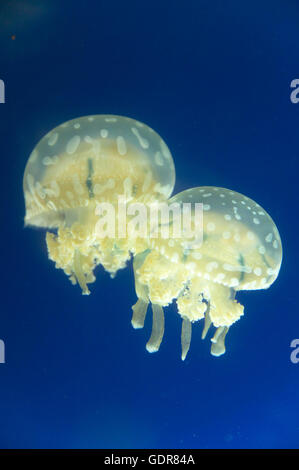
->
(23, 115), (175, 294)
(131, 186), (282, 358)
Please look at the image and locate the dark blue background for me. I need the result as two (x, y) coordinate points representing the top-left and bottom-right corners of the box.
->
(0, 0), (298, 449)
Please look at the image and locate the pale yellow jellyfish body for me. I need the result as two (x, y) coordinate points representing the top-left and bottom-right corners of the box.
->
(131, 187), (282, 358)
(23, 115), (175, 293)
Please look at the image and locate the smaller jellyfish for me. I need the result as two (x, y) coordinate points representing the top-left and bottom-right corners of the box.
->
(131, 187), (282, 358)
(23, 115), (175, 294)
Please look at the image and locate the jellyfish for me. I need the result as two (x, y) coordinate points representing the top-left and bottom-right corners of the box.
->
(23, 115), (175, 294)
(131, 187), (282, 358)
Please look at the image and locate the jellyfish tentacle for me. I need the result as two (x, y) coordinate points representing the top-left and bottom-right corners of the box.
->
(146, 304), (165, 353)
(211, 325), (225, 343)
(131, 250), (151, 328)
(131, 298), (149, 329)
(202, 305), (212, 339)
(211, 326), (229, 356)
(181, 317), (192, 361)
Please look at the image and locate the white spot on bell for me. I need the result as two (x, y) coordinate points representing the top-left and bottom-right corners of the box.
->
(66, 135), (80, 154)
(131, 127), (149, 149)
(48, 132), (58, 146)
(116, 136), (127, 155)
(100, 129), (108, 138)
(154, 151), (164, 166)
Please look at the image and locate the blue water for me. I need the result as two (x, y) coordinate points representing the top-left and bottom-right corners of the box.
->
(0, 0), (298, 449)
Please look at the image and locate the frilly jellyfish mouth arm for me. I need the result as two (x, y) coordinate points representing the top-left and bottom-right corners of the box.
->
(73, 249), (90, 295)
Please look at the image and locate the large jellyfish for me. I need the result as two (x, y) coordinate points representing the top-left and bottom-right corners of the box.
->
(131, 187), (282, 357)
(23, 115), (175, 294)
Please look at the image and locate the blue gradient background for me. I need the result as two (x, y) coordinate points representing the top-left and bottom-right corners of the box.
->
(0, 0), (298, 449)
